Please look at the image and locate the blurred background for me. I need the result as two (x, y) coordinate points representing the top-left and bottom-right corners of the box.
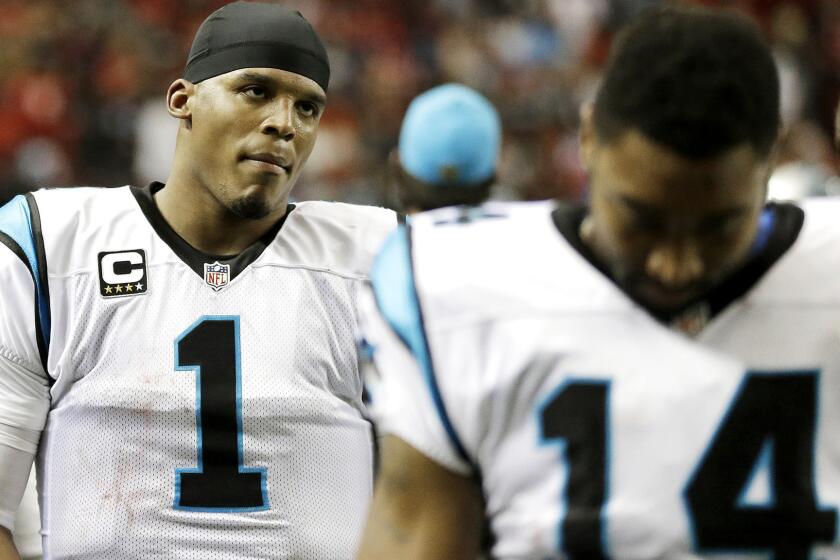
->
(1, 0), (839, 207)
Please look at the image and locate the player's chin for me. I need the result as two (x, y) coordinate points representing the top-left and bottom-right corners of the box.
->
(632, 281), (706, 313)
(229, 178), (292, 220)
(227, 192), (275, 220)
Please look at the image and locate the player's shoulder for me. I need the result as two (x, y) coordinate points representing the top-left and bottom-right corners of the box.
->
(29, 185), (134, 215)
(291, 200), (397, 228)
(406, 199), (583, 279)
(26, 185), (138, 238)
(407, 200), (556, 264)
(1, 186), (141, 277)
(372, 200), (624, 329)
(1, 185), (126, 253)
(752, 197), (840, 305)
(29, 184), (124, 201)
(410, 200), (553, 232)
(794, 197), (840, 273)
(388, 201), (551, 267)
(272, 200), (398, 279)
(798, 196), (840, 239)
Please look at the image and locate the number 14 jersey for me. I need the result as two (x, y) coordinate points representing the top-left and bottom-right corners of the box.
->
(361, 199), (840, 559)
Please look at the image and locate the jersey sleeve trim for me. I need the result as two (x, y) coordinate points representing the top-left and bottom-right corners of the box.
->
(0, 195), (51, 369)
(370, 224), (472, 466)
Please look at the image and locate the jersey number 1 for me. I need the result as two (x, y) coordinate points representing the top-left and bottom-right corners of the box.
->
(173, 316), (268, 511)
(540, 372), (837, 559)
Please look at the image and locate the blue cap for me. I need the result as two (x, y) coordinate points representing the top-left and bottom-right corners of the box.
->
(398, 84), (501, 187)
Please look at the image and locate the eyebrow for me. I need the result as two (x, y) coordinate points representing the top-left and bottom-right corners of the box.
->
(618, 194), (749, 223)
(617, 195), (663, 219)
(234, 72), (327, 106)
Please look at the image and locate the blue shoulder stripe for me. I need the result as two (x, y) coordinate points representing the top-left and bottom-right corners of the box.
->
(0, 195), (50, 366)
(370, 225), (471, 465)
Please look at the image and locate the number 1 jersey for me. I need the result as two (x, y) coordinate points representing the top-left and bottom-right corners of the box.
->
(361, 199), (840, 559)
(0, 184), (396, 559)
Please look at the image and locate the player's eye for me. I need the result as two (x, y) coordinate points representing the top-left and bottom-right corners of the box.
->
(626, 210), (665, 234)
(241, 85), (268, 99)
(297, 101), (320, 118)
(698, 215), (741, 238)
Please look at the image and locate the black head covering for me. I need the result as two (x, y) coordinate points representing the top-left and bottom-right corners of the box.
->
(184, 1), (330, 92)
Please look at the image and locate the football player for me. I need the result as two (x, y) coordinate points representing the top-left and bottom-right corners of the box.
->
(389, 83), (502, 214)
(0, 2), (395, 558)
(357, 6), (840, 559)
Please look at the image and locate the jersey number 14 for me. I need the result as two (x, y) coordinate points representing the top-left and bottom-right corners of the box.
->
(540, 372), (837, 559)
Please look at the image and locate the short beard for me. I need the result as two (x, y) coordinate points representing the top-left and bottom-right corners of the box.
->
(228, 193), (271, 220)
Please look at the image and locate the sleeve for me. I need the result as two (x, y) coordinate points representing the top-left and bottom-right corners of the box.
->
(12, 466), (42, 556)
(0, 196), (51, 531)
(359, 226), (473, 476)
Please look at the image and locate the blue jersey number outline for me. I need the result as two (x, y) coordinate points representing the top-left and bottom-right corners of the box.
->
(173, 316), (268, 512)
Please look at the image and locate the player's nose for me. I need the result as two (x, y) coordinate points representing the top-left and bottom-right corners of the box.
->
(260, 98), (295, 141)
(644, 237), (704, 289)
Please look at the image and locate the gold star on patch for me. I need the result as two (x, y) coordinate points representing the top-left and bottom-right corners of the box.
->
(114, 284), (123, 293)
(104, 285), (113, 294)
(125, 284), (134, 292)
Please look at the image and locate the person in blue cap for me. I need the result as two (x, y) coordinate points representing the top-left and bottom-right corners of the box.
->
(390, 83), (502, 213)
(0, 2), (396, 558)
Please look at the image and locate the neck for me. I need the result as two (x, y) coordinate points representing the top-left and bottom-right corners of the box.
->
(156, 168), (288, 256)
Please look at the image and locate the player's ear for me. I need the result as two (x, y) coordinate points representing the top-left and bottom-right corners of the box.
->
(579, 102), (596, 172)
(388, 149), (409, 192)
(757, 127), (784, 200)
(167, 79), (195, 125)
(387, 149), (402, 177)
(387, 149), (406, 210)
(834, 100), (840, 151)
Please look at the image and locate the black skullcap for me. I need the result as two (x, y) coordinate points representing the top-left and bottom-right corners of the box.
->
(184, 1), (330, 92)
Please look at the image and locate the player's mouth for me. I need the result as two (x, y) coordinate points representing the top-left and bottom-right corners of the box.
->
(630, 276), (710, 311)
(242, 153), (292, 175)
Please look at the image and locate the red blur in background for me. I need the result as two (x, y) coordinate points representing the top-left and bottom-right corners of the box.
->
(1, 0), (838, 206)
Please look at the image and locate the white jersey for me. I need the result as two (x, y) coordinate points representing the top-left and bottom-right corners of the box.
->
(0, 184), (396, 559)
(361, 199), (840, 559)
(11, 466), (42, 559)
(13, 467), (42, 559)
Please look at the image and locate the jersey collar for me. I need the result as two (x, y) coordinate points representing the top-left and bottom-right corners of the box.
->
(131, 182), (294, 282)
(551, 202), (805, 332)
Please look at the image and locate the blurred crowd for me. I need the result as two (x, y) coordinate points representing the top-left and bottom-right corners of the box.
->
(1, 0), (839, 207)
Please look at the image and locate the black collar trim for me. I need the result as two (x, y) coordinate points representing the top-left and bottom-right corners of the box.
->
(551, 202), (805, 325)
(130, 182), (294, 281)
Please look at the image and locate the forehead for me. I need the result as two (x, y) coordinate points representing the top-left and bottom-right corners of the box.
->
(209, 67), (326, 101)
(597, 129), (765, 208)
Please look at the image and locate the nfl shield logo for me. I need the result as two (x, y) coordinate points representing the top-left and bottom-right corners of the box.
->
(204, 261), (230, 291)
